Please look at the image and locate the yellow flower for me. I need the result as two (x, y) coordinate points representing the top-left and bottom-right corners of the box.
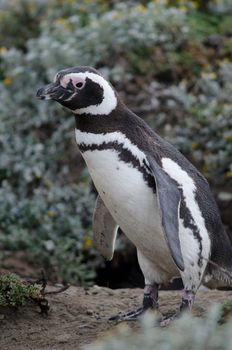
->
(191, 1), (198, 9)
(208, 72), (217, 80)
(224, 134), (232, 142)
(179, 6), (187, 12)
(179, 79), (187, 88)
(54, 18), (71, 32)
(44, 179), (52, 188)
(221, 58), (230, 64)
(223, 104), (232, 110)
(47, 210), (56, 218)
(226, 171), (232, 179)
(0, 47), (6, 54)
(83, 236), (92, 250)
(136, 4), (146, 12)
(201, 72), (217, 80)
(3, 77), (12, 85)
(202, 164), (209, 176)
(191, 142), (198, 150)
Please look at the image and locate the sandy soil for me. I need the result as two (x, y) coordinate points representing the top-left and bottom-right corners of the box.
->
(0, 286), (232, 350)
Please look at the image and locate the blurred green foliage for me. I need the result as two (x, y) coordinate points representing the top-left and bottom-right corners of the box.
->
(0, 0), (232, 284)
(0, 273), (41, 308)
(172, 63), (232, 183)
(85, 305), (232, 350)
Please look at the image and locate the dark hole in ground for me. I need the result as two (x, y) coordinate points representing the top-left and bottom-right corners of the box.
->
(95, 242), (183, 290)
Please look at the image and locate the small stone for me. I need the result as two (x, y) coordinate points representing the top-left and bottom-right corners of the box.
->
(93, 285), (101, 289)
(56, 334), (70, 343)
(86, 309), (94, 316)
(43, 240), (55, 252)
(218, 192), (232, 202)
(92, 285), (101, 294)
(0, 314), (5, 320)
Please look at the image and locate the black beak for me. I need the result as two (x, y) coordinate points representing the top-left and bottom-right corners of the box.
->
(36, 82), (61, 100)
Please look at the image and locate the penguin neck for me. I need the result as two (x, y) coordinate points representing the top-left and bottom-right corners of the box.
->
(74, 100), (129, 134)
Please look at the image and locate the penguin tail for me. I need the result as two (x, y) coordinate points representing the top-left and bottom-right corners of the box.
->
(204, 257), (232, 287)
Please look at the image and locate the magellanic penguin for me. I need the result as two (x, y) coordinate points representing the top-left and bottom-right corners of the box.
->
(37, 66), (232, 324)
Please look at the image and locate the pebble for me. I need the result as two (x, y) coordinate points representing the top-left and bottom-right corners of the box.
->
(43, 240), (55, 252)
(218, 192), (232, 202)
(56, 334), (70, 343)
(86, 309), (94, 316)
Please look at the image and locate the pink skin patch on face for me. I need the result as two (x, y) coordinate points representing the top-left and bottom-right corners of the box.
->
(61, 75), (85, 89)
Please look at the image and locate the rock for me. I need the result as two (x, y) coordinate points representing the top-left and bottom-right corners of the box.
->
(86, 310), (94, 316)
(56, 334), (70, 343)
(43, 240), (55, 252)
(218, 192), (232, 202)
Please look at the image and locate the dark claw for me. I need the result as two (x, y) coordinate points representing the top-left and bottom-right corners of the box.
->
(159, 311), (183, 327)
(109, 307), (145, 322)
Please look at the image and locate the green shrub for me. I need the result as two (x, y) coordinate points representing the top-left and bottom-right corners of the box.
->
(0, 273), (41, 308)
(0, 180), (98, 284)
(170, 62), (232, 185)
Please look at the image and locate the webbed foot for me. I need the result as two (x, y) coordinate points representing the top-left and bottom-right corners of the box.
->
(160, 289), (195, 327)
(109, 284), (159, 322)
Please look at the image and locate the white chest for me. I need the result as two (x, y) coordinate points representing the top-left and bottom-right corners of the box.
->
(81, 148), (176, 273)
(83, 148), (156, 232)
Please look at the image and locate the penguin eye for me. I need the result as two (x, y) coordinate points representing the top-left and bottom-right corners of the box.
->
(75, 82), (84, 89)
(71, 76), (85, 89)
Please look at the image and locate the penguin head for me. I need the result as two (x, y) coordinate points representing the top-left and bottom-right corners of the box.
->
(36, 66), (117, 116)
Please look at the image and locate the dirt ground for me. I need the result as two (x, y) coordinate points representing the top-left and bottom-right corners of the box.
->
(0, 286), (232, 350)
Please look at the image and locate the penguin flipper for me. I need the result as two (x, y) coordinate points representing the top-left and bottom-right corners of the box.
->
(146, 155), (185, 271)
(93, 195), (119, 261)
